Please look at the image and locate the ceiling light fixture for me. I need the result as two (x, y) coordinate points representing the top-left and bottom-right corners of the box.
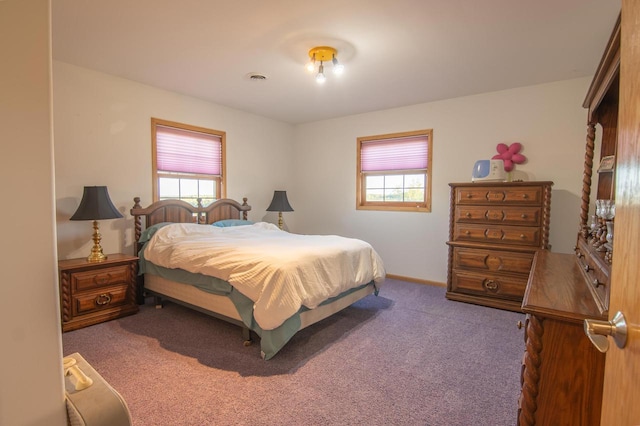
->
(305, 46), (344, 84)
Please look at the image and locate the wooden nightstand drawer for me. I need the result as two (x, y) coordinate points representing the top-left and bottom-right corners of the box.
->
(72, 265), (130, 292)
(73, 286), (130, 315)
(455, 186), (543, 205)
(454, 206), (541, 226)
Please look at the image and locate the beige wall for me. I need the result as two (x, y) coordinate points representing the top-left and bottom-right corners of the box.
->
(53, 63), (591, 284)
(0, 0), (67, 425)
(292, 78), (591, 282)
(53, 61), (296, 260)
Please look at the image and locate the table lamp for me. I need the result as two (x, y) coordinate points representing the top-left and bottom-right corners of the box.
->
(266, 190), (294, 230)
(70, 186), (123, 262)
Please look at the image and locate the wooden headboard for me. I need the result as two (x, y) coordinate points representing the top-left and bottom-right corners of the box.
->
(130, 197), (251, 250)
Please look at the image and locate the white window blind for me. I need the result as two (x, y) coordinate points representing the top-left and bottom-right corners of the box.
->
(360, 135), (429, 172)
(156, 125), (222, 175)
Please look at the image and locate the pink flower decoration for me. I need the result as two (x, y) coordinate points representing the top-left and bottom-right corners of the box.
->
(492, 142), (526, 172)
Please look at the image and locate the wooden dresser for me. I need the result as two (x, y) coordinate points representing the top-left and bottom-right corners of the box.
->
(518, 251), (606, 425)
(517, 14), (620, 426)
(59, 253), (139, 332)
(446, 181), (553, 312)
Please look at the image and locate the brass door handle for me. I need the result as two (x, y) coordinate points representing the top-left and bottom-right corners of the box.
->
(584, 311), (628, 353)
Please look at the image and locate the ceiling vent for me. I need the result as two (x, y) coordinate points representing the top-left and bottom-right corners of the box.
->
(246, 73), (268, 81)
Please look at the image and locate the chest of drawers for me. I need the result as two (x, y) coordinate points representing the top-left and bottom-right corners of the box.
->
(59, 254), (139, 331)
(446, 181), (553, 311)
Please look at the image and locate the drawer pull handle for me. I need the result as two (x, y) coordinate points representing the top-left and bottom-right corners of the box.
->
(94, 273), (112, 286)
(95, 293), (112, 306)
(576, 251), (583, 258)
(522, 194), (528, 199)
(521, 214), (527, 218)
(465, 212), (472, 218)
(466, 194), (472, 198)
(520, 234), (526, 239)
(484, 280), (499, 291)
(464, 231), (471, 235)
(584, 264), (592, 272)
(594, 279), (604, 288)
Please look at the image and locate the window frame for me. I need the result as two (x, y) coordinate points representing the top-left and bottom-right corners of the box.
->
(356, 129), (433, 212)
(151, 118), (226, 205)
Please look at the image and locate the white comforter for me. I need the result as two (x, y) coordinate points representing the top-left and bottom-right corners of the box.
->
(143, 222), (385, 330)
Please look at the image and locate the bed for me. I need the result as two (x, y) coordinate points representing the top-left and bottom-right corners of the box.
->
(130, 197), (385, 360)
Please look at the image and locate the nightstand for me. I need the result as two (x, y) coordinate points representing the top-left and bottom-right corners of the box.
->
(59, 254), (139, 332)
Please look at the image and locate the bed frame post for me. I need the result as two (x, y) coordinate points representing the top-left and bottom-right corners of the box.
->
(132, 197), (142, 254)
(197, 198), (205, 224)
(242, 197), (248, 221)
(242, 327), (252, 346)
(131, 197), (145, 304)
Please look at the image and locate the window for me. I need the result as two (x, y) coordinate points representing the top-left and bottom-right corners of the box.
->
(356, 129), (432, 212)
(151, 118), (226, 206)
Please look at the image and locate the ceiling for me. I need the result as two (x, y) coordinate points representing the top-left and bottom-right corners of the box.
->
(52, 1), (620, 125)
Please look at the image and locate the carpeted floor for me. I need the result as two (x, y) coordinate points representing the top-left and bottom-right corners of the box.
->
(62, 279), (525, 425)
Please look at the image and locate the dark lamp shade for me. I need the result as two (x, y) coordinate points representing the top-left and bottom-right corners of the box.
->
(266, 190), (294, 212)
(70, 186), (123, 221)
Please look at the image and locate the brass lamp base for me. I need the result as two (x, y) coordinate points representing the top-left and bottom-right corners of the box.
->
(278, 212), (284, 230)
(87, 220), (107, 262)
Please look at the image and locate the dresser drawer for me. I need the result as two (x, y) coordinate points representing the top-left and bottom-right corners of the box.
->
(575, 237), (610, 315)
(453, 223), (541, 246)
(451, 270), (527, 301)
(455, 186), (543, 205)
(73, 286), (130, 316)
(453, 247), (534, 275)
(455, 206), (541, 226)
(575, 250), (609, 290)
(71, 265), (131, 292)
